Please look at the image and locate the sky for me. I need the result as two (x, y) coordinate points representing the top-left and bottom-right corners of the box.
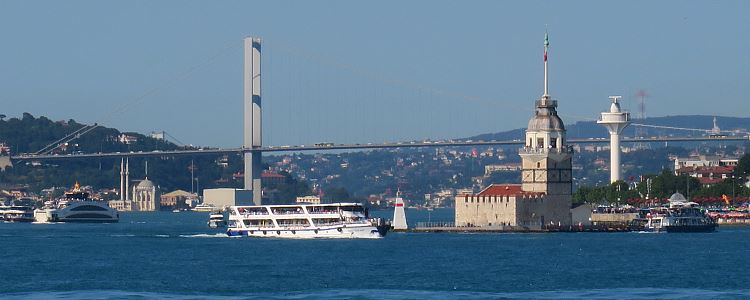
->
(0, 1), (748, 147)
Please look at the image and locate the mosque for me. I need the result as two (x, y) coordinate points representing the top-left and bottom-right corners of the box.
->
(108, 159), (159, 212)
(455, 32), (573, 229)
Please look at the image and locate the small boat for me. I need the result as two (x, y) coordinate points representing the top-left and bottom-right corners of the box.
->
(227, 203), (390, 239)
(208, 212), (226, 228)
(192, 203), (215, 212)
(0, 205), (35, 222)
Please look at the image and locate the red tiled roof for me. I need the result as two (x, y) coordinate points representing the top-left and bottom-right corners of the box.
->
(475, 184), (544, 196)
(677, 165), (735, 174)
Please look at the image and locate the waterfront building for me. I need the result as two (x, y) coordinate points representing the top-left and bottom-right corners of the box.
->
(107, 199), (132, 211)
(673, 155), (738, 171)
(296, 195), (321, 204)
(676, 165), (735, 187)
(203, 188), (253, 208)
(160, 190), (197, 211)
(455, 32), (573, 228)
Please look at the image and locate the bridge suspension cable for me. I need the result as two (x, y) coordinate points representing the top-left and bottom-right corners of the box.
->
(27, 39), (243, 155)
(630, 123), (747, 134)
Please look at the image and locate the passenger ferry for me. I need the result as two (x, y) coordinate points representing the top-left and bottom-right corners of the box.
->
(226, 203), (390, 238)
(0, 205), (35, 222)
(631, 193), (717, 233)
(34, 182), (119, 223)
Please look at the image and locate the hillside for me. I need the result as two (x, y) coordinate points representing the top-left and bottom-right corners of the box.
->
(0, 113), (240, 193)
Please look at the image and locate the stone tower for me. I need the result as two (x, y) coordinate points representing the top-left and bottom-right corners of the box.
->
(518, 31), (572, 224)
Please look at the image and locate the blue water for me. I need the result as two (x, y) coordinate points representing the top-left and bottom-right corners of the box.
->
(2, 208), (750, 299)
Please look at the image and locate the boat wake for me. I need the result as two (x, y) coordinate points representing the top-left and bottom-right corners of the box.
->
(178, 233), (229, 238)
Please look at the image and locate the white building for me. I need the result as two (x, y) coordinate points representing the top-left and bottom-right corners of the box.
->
(296, 195), (321, 204)
(203, 188), (253, 208)
(132, 177), (159, 211)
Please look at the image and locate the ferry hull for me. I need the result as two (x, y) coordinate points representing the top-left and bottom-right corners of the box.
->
(227, 224), (387, 239)
(665, 224), (717, 233)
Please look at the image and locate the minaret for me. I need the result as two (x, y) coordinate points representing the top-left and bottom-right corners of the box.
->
(120, 158), (125, 201)
(597, 96), (630, 183)
(125, 158), (130, 201)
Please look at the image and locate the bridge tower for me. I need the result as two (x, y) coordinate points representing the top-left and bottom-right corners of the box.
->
(597, 96), (630, 183)
(244, 37), (262, 205)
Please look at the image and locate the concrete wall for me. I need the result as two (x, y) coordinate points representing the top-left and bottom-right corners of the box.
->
(591, 213), (638, 224)
(203, 188), (253, 208)
(455, 195), (518, 227)
(571, 204), (593, 225)
(456, 193), (572, 228)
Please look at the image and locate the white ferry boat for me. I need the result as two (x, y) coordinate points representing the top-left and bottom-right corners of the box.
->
(227, 203), (390, 238)
(631, 193), (717, 233)
(34, 182), (119, 223)
(0, 205), (35, 222)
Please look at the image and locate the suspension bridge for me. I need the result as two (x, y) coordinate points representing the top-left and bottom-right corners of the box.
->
(6, 36), (749, 204)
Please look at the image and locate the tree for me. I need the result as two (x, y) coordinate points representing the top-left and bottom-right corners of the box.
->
(735, 154), (750, 184)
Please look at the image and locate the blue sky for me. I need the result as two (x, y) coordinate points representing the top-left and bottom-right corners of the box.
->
(0, 1), (747, 147)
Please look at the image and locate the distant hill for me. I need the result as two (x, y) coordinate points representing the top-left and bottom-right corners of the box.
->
(0, 112), (179, 155)
(469, 115), (750, 141)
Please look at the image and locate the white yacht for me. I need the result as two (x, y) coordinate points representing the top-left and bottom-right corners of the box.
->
(0, 205), (35, 222)
(226, 203), (390, 239)
(208, 212), (226, 228)
(34, 182), (119, 223)
(192, 203), (216, 212)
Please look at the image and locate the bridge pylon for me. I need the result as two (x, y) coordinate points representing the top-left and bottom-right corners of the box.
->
(244, 37), (262, 205)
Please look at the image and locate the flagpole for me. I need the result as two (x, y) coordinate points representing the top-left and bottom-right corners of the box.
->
(543, 31), (549, 97)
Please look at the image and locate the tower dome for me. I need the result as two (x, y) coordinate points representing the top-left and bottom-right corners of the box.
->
(527, 108), (566, 132)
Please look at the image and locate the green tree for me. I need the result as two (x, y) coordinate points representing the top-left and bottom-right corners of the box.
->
(735, 154), (750, 184)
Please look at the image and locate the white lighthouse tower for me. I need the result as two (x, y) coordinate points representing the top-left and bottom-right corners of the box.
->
(597, 96), (631, 183)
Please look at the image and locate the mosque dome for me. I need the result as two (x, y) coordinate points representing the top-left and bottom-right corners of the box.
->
(668, 192), (687, 202)
(137, 178), (155, 189)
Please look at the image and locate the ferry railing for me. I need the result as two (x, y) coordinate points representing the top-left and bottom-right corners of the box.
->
(415, 221), (456, 228)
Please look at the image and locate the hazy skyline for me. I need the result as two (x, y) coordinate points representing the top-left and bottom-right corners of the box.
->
(1, 1), (747, 147)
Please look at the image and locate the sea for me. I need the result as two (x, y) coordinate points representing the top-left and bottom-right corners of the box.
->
(2, 208), (750, 299)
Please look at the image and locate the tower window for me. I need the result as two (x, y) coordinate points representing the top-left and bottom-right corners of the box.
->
(550, 138), (557, 148)
(537, 138), (544, 148)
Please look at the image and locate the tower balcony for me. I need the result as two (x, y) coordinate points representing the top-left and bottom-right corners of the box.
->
(535, 99), (557, 108)
(518, 145), (573, 155)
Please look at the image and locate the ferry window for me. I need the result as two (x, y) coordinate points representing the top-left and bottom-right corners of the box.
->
(70, 205), (109, 211)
